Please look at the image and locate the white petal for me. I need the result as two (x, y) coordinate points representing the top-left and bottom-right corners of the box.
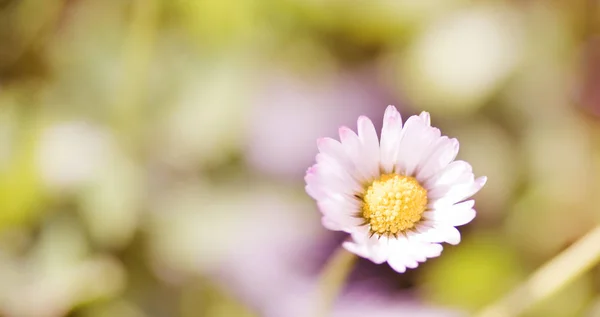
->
(322, 216), (344, 231)
(419, 111), (431, 126)
(386, 238), (442, 273)
(423, 200), (476, 227)
(343, 230), (390, 264)
(405, 259), (419, 269)
(427, 184), (453, 201)
(416, 137), (459, 182)
(394, 116), (441, 176)
(363, 240), (390, 264)
(342, 239), (366, 258)
(388, 258), (408, 273)
(422, 243), (444, 258)
(413, 221), (447, 243)
(317, 137), (346, 160)
(339, 126), (371, 181)
(415, 222), (462, 245)
(317, 137), (356, 178)
(357, 116), (380, 179)
(424, 160), (472, 189)
(306, 165), (356, 198)
(304, 167), (327, 200)
(305, 184), (324, 200)
(317, 194), (360, 214)
(438, 226), (461, 245)
(456, 176), (487, 201)
(380, 106), (403, 174)
(386, 239), (412, 273)
(317, 200), (362, 232)
(433, 176), (487, 208)
(315, 153), (363, 193)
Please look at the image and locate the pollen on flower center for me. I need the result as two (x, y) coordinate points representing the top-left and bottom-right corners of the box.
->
(361, 174), (428, 236)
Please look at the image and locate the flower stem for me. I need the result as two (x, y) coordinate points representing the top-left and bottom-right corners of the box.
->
(314, 246), (357, 317)
(475, 225), (600, 317)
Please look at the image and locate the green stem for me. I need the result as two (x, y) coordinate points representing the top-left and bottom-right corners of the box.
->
(475, 225), (600, 317)
(314, 246), (357, 317)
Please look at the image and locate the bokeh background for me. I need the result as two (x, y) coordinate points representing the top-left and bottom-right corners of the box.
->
(2, 0), (600, 316)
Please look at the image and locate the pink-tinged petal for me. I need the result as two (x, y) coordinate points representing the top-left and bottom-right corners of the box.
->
(339, 126), (356, 143)
(306, 166), (355, 198)
(433, 176), (487, 208)
(424, 160), (473, 190)
(317, 137), (355, 176)
(394, 116), (441, 176)
(304, 167), (320, 189)
(428, 172), (476, 205)
(380, 106), (403, 174)
(305, 185), (323, 200)
(466, 176), (487, 199)
(357, 116), (379, 148)
(317, 193), (361, 213)
(419, 111), (431, 126)
(455, 176), (487, 202)
(427, 171), (473, 206)
(423, 200), (476, 227)
(357, 116), (380, 179)
(416, 137), (459, 182)
(315, 154), (363, 193)
(317, 200), (362, 233)
(322, 216), (344, 231)
(339, 126), (371, 181)
(305, 169), (328, 200)
(317, 137), (343, 155)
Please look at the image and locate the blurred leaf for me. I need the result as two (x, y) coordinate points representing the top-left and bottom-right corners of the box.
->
(173, 0), (259, 50)
(80, 152), (143, 250)
(181, 282), (257, 317)
(506, 187), (596, 261)
(46, 0), (128, 115)
(0, 217), (126, 317)
(156, 57), (252, 167)
(398, 5), (524, 114)
(420, 232), (524, 311)
(79, 300), (145, 317)
(0, 108), (45, 230)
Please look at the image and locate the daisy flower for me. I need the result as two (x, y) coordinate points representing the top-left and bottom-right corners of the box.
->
(305, 105), (487, 273)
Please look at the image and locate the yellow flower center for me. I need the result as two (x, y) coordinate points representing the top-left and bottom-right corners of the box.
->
(361, 174), (428, 236)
